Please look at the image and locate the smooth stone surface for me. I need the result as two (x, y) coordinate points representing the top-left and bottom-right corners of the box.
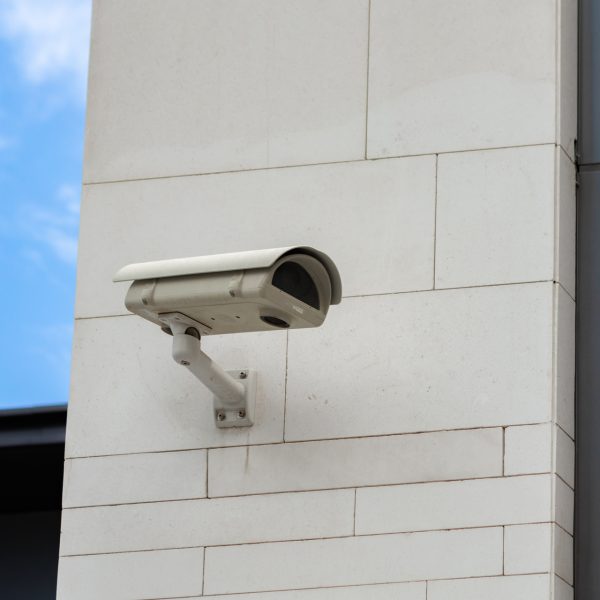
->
(435, 145), (555, 289)
(428, 574), (550, 600)
(504, 424), (552, 476)
(60, 490), (354, 555)
(504, 524), (552, 575)
(85, 0), (369, 182)
(208, 428), (502, 497)
(57, 548), (204, 600)
(356, 475), (551, 535)
(285, 283), (553, 441)
(367, 0), (556, 157)
(63, 450), (207, 507)
(203, 528), (502, 594)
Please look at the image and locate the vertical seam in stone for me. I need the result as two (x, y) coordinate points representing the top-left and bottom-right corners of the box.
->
(353, 488), (357, 535)
(553, 148), (561, 287)
(554, 0), (561, 145)
(205, 450), (210, 499)
(364, 0), (372, 159)
(433, 154), (439, 289)
(550, 521), (557, 587)
(283, 330), (290, 442)
(551, 281), (559, 553)
(502, 525), (506, 575)
(201, 546), (207, 595)
(502, 426), (506, 476)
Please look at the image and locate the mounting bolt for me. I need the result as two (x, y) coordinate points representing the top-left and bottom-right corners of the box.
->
(239, 371), (248, 379)
(217, 412), (226, 422)
(238, 410), (246, 419)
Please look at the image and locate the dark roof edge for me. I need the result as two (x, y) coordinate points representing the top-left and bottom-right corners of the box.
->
(0, 405), (67, 448)
(0, 404), (67, 418)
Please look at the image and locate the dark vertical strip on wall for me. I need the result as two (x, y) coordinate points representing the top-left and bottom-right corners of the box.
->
(576, 0), (600, 597)
(576, 170), (600, 598)
(0, 406), (66, 599)
(579, 0), (600, 165)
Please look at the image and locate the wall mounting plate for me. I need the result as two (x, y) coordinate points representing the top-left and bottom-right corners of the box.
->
(214, 370), (256, 428)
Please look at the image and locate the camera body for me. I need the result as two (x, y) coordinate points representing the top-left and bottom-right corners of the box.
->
(114, 246), (342, 336)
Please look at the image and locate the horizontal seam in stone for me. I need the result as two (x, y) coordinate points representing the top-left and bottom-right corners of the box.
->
(81, 141), (560, 187)
(66, 421), (538, 460)
(75, 278), (557, 322)
(62, 472), (553, 510)
(61, 522), (549, 557)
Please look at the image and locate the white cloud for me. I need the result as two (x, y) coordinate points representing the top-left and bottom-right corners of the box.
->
(57, 182), (80, 214)
(0, 0), (92, 101)
(42, 227), (78, 264)
(20, 183), (80, 266)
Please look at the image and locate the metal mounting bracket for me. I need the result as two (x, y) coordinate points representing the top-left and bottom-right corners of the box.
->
(214, 370), (256, 428)
(159, 312), (256, 429)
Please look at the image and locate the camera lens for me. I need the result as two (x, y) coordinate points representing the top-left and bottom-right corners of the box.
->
(272, 261), (320, 309)
(260, 316), (290, 328)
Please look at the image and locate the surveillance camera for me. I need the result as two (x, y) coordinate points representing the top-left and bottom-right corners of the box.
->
(114, 247), (342, 429)
(113, 246), (341, 335)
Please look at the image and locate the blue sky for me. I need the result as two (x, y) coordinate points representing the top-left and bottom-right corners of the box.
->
(0, 0), (91, 410)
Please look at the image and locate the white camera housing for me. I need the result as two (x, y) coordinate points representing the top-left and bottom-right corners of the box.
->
(114, 246), (341, 335)
(114, 247), (341, 429)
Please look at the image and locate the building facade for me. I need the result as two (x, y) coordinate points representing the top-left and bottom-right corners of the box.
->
(57, 1), (577, 598)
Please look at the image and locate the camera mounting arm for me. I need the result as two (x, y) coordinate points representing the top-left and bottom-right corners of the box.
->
(160, 313), (255, 428)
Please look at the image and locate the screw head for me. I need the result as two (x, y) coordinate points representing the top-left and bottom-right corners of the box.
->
(217, 412), (226, 421)
(239, 371), (248, 379)
(238, 410), (246, 419)
(180, 360), (190, 366)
